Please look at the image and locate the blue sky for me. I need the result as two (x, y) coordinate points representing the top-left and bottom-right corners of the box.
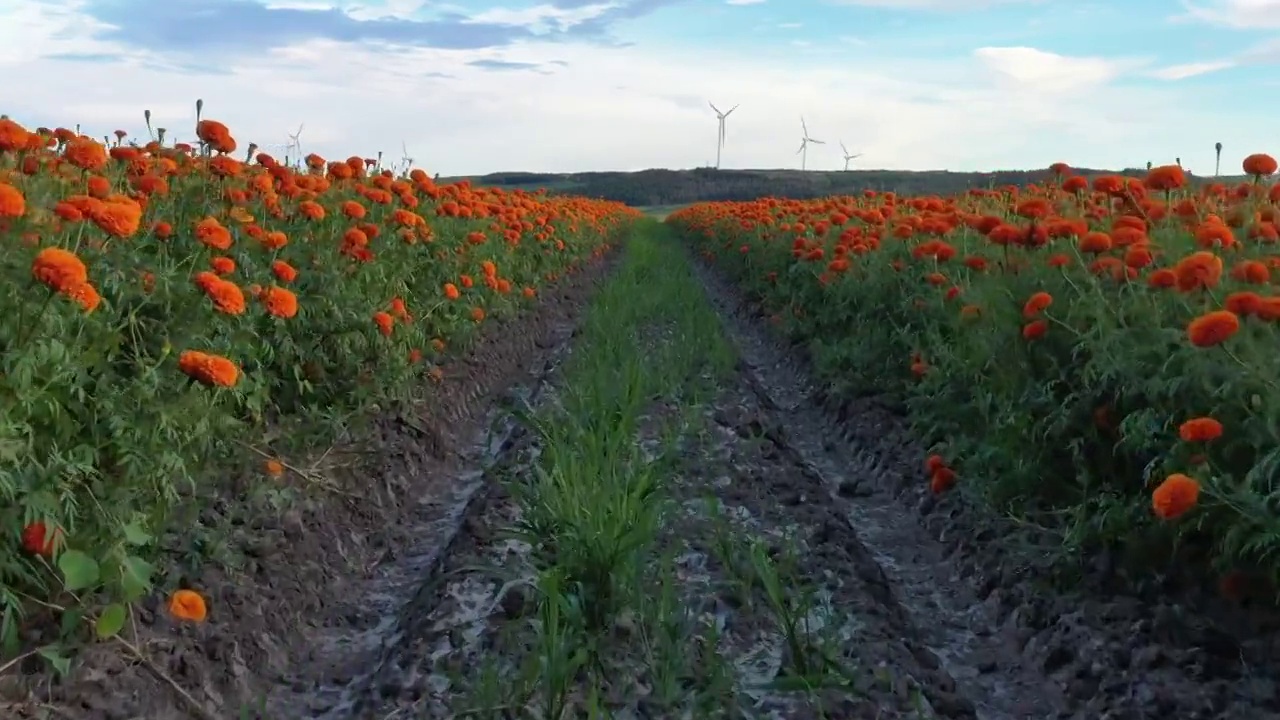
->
(0, 0), (1276, 175)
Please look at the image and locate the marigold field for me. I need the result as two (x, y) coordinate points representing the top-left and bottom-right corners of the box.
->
(4, 106), (1280, 717)
(0, 112), (635, 652)
(669, 158), (1280, 588)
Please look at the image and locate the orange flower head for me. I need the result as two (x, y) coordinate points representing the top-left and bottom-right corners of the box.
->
(1186, 310), (1239, 348)
(261, 286), (298, 318)
(1152, 474), (1200, 520)
(1178, 417), (1223, 443)
(32, 247), (88, 292)
(178, 350), (240, 387)
(0, 181), (25, 219)
(168, 589), (209, 622)
(21, 522), (60, 557)
(1022, 291), (1053, 319)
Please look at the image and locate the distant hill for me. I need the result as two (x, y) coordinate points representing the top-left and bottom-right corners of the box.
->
(437, 167), (1246, 206)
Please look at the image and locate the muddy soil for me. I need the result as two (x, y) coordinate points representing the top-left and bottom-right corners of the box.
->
(0, 256), (616, 720)
(691, 258), (1280, 720)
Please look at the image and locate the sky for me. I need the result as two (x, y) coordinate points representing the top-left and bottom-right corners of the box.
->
(0, 0), (1275, 176)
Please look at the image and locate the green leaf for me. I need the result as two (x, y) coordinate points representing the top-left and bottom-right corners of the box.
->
(57, 550), (100, 591)
(95, 604), (127, 639)
(120, 556), (154, 602)
(37, 645), (71, 676)
(122, 521), (152, 546)
(59, 607), (84, 638)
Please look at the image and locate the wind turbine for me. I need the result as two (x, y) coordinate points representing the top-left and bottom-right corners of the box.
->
(287, 123), (304, 167)
(709, 101), (738, 169)
(796, 116), (824, 171)
(839, 141), (862, 171)
(399, 140), (414, 176)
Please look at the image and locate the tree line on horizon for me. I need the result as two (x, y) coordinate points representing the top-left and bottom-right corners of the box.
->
(452, 166), (1236, 207)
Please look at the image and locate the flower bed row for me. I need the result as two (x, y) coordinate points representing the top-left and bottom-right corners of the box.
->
(669, 158), (1280, 595)
(0, 114), (638, 652)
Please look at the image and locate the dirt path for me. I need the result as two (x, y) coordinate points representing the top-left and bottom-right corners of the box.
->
(267, 223), (1061, 719)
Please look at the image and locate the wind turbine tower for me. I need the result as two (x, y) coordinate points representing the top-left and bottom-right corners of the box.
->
(840, 141), (862, 171)
(709, 101), (738, 169)
(796, 117), (824, 171)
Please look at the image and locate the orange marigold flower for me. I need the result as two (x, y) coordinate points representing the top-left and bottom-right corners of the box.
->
(1173, 251), (1223, 292)
(32, 247), (88, 292)
(297, 200), (325, 220)
(195, 217), (233, 251)
(1178, 417), (1223, 443)
(195, 119), (236, 155)
(63, 137), (108, 172)
(168, 589), (209, 623)
(1152, 473), (1200, 520)
(260, 286), (298, 319)
(204, 279), (246, 315)
(62, 281), (101, 313)
(1022, 319), (1048, 340)
(90, 198), (143, 238)
(1242, 153), (1278, 177)
(1186, 310), (1239, 347)
(264, 459), (285, 477)
(261, 230), (288, 251)
(1022, 291), (1053, 318)
(373, 311), (394, 336)
(443, 282), (461, 300)
(929, 467), (956, 494)
(271, 260), (298, 283)
(1078, 231), (1111, 254)
(210, 256), (236, 275)
(341, 200), (366, 219)
(21, 521), (60, 558)
(1144, 164), (1185, 191)
(1225, 291), (1262, 316)
(0, 181), (25, 219)
(178, 350), (240, 387)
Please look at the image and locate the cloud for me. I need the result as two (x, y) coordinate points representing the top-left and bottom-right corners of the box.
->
(824, 0), (1042, 8)
(29, 0), (686, 59)
(465, 3), (620, 32)
(1147, 60), (1236, 79)
(725, 0), (764, 4)
(0, 3), (1264, 178)
(468, 59), (547, 70)
(974, 46), (1131, 92)
(1173, 0), (1280, 28)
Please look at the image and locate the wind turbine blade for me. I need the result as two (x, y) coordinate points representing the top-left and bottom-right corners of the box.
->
(801, 117), (808, 135)
(840, 141), (848, 155)
(725, 104), (738, 116)
(709, 101), (721, 114)
(810, 139), (825, 144)
(797, 141), (806, 154)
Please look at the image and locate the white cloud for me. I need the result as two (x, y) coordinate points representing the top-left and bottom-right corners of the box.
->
(465, 3), (619, 30)
(974, 46), (1131, 93)
(1147, 60), (1236, 79)
(0, 4), (1265, 177)
(1173, 0), (1280, 28)
(726, 0), (765, 5)
(825, 0), (1043, 8)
